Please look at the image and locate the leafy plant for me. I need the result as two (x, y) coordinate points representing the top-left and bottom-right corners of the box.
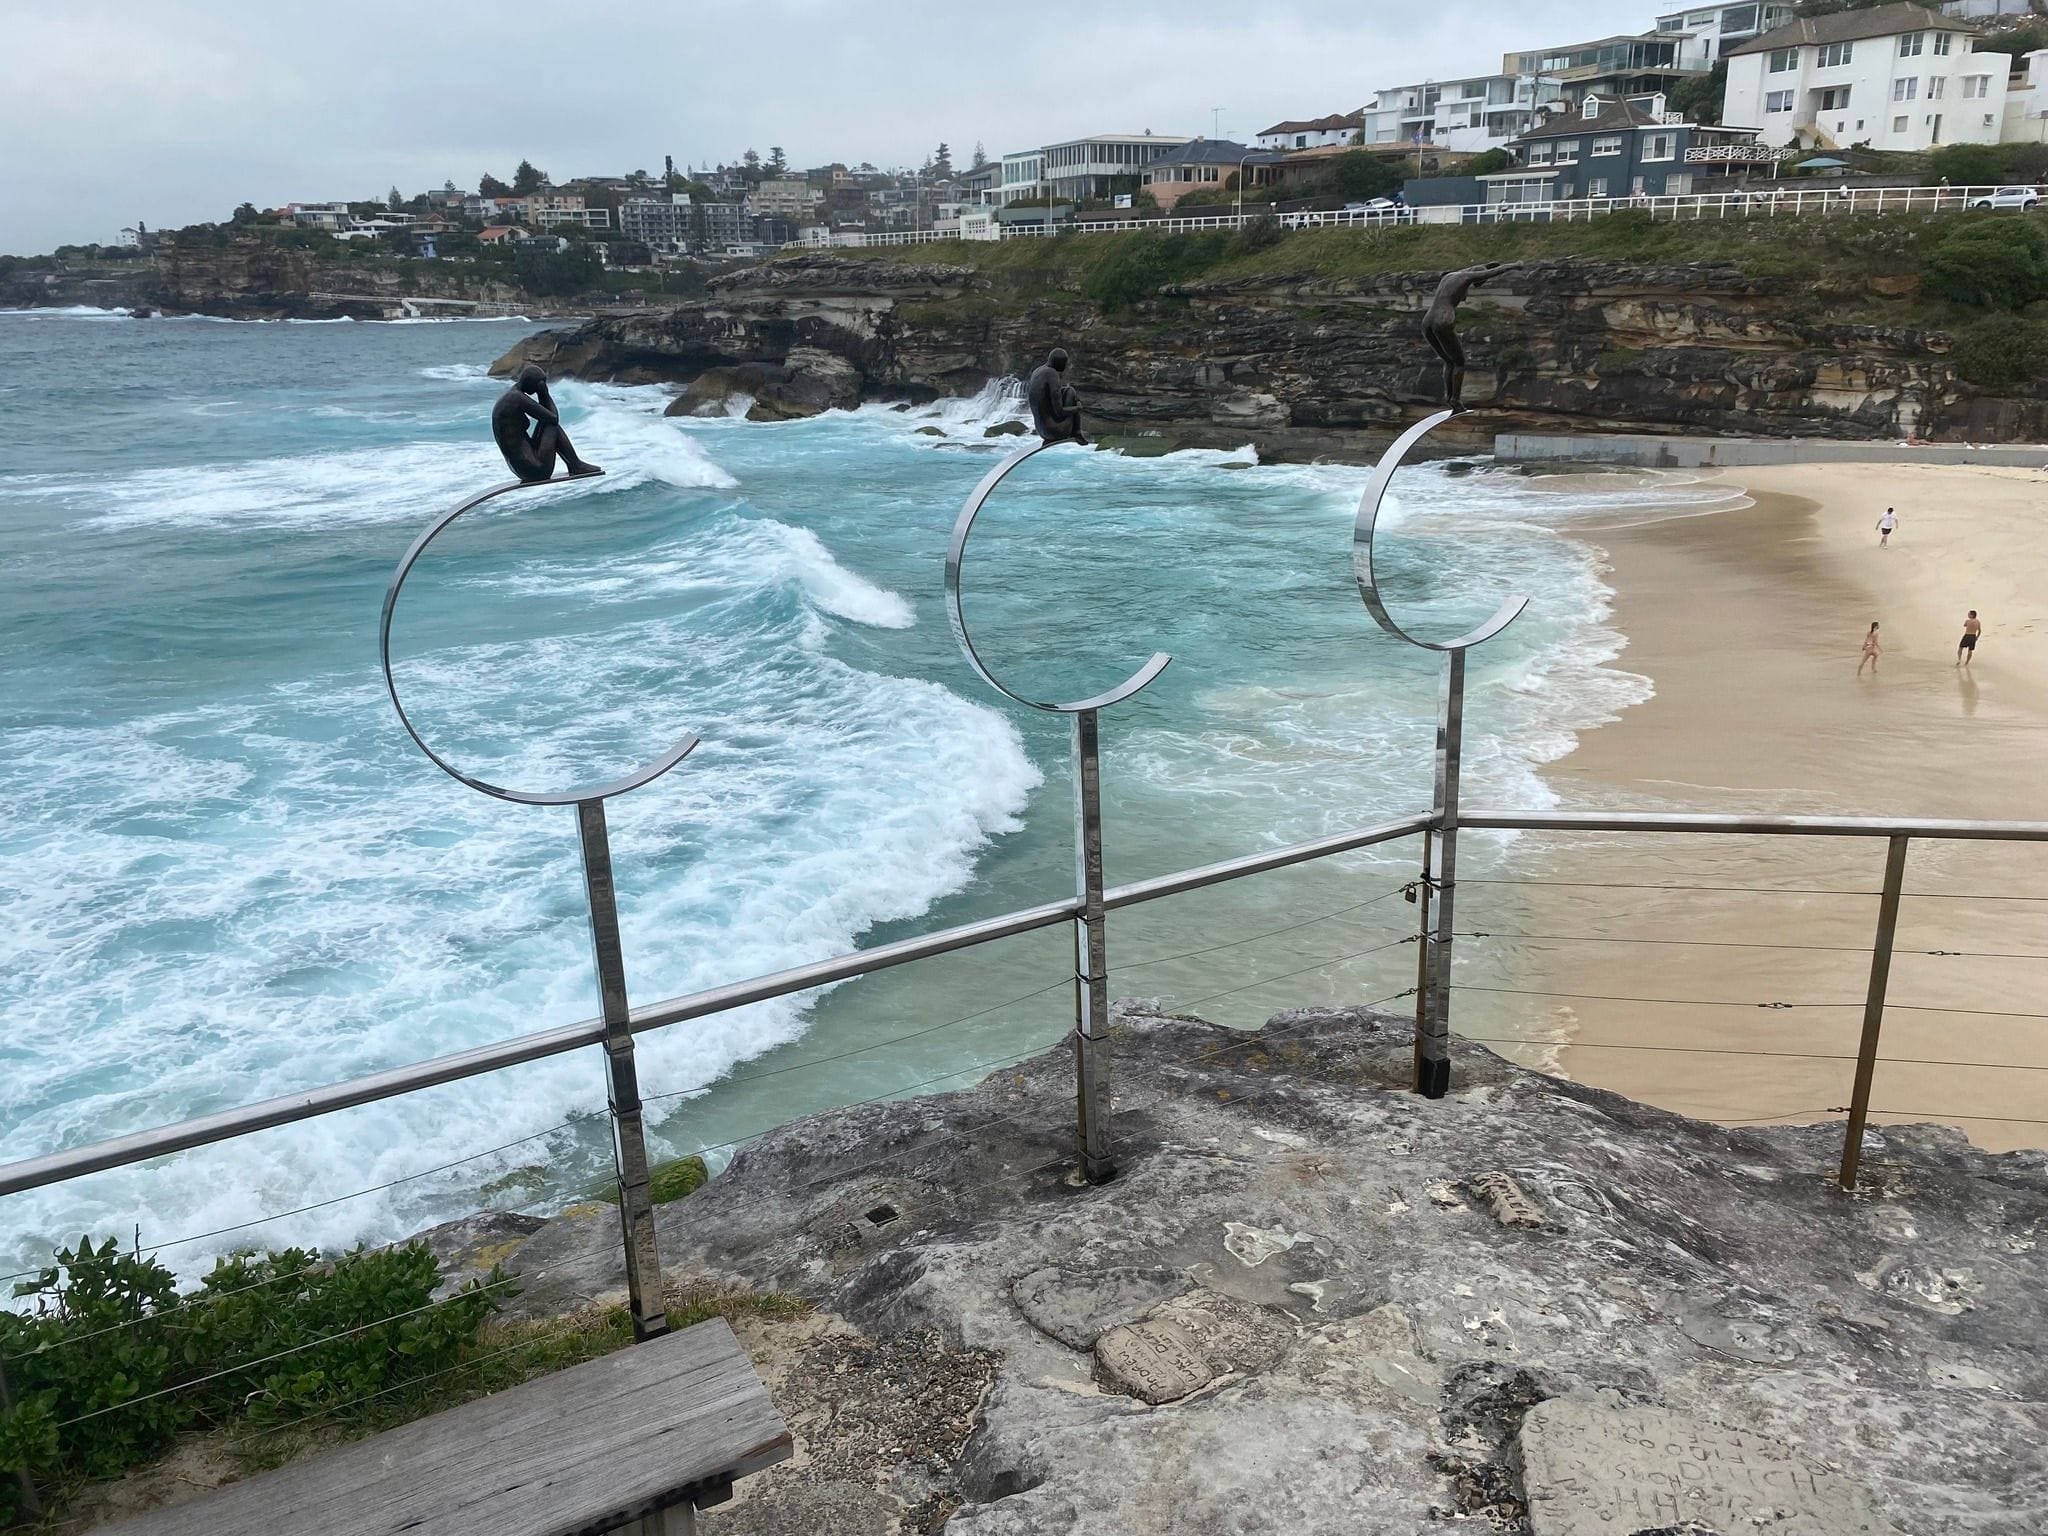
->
(0, 1238), (507, 1525)
(1080, 230), (1229, 312)
(1950, 315), (2048, 389)
(1928, 142), (2006, 189)
(1922, 219), (2048, 309)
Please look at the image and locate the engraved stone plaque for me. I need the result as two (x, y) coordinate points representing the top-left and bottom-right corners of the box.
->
(1095, 1317), (1214, 1404)
(1519, 1401), (1904, 1536)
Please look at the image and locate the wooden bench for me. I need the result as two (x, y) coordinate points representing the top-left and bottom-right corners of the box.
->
(96, 1318), (791, 1536)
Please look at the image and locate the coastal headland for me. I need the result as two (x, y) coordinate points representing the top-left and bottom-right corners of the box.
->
(495, 215), (2048, 456)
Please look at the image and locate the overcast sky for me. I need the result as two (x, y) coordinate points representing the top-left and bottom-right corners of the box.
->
(2, 0), (1663, 255)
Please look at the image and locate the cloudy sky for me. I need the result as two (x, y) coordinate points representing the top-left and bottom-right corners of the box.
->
(3, 0), (1662, 255)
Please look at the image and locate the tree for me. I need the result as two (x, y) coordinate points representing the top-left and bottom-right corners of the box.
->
(1328, 151), (1403, 201)
(972, 140), (988, 168)
(1929, 142), (2005, 187)
(479, 172), (511, 198)
(387, 185), (404, 210)
(743, 148), (761, 170)
(513, 159), (547, 194)
(1463, 148), (1514, 177)
(231, 201), (262, 225)
(1922, 219), (2048, 309)
(932, 141), (954, 178)
(1668, 59), (1727, 127)
(768, 146), (788, 174)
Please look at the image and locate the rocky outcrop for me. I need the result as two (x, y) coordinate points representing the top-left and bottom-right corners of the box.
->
(0, 238), (597, 320)
(493, 251), (2045, 456)
(481, 1002), (2044, 1533)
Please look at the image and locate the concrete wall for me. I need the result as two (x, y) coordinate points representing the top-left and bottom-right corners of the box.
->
(1495, 432), (2048, 467)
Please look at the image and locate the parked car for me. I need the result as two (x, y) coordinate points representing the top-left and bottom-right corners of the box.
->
(1969, 186), (2041, 210)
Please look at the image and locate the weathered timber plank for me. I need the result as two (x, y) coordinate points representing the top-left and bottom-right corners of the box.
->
(93, 1318), (790, 1536)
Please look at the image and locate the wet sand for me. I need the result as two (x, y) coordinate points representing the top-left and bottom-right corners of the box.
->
(1479, 463), (2048, 1151)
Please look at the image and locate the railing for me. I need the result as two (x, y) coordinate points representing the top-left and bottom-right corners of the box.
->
(786, 184), (2038, 247)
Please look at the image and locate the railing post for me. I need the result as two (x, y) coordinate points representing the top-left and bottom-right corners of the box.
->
(1839, 834), (1910, 1191)
(1417, 648), (1467, 1098)
(1071, 707), (1115, 1183)
(0, 1354), (41, 1518)
(577, 798), (671, 1340)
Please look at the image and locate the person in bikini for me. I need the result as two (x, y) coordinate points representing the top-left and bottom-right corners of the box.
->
(1957, 610), (1982, 668)
(1858, 621), (1881, 676)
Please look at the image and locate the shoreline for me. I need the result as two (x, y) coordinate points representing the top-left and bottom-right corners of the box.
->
(1508, 462), (2048, 1150)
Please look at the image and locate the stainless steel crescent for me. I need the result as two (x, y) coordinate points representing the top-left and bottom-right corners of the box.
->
(379, 477), (699, 805)
(943, 440), (1171, 714)
(1354, 409), (1528, 653)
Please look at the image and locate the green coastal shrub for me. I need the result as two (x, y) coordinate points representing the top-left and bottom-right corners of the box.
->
(1922, 219), (2048, 309)
(0, 1238), (507, 1524)
(1950, 315), (2048, 389)
(1927, 142), (2007, 188)
(1080, 230), (1228, 312)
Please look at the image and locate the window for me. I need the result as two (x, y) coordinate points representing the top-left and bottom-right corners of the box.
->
(1893, 77), (1918, 101)
(1962, 74), (1992, 99)
(1892, 114), (1909, 131)
(1527, 142), (1554, 165)
(1928, 76), (1944, 100)
(1592, 135), (1624, 156)
(1934, 31), (1952, 55)
(1667, 171), (1694, 194)
(1765, 90), (1795, 112)
(1554, 138), (1581, 162)
(1588, 176), (1609, 196)
(1642, 132), (1676, 161)
(1723, 6), (1759, 30)
(1819, 85), (1851, 110)
(1899, 31), (1923, 57)
(1630, 175), (1646, 194)
(1767, 46), (1798, 72)
(1296, 135), (1307, 147)
(1816, 41), (1852, 68)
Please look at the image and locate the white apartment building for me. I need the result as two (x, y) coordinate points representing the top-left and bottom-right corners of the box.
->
(1723, 3), (2006, 151)
(1652, 3), (1796, 61)
(1040, 132), (1192, 202)
(745, 178), (819, 217)
(1254, 112), (1364, 150)
(998, 150), (1045, 205)
(526, 194), (610, 230)
(1999, 48), (2048, 140)
(1364, 74), (1567, 153)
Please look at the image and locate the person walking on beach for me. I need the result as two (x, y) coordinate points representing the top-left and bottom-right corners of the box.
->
(1957, 610), (1982, 668)
(1876, 508), (1898, 547)
(1859, 621), (1881, 676)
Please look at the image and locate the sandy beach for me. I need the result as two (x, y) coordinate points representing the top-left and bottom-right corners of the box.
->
(1478, 462), (2048, 1152)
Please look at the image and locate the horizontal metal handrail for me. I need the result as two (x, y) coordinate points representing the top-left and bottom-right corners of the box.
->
(5, 805), (2045, 1200)
(1465, 810), (2048, 842)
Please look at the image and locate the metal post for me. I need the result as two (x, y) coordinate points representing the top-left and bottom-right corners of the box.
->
(0, 1355), (41, 1518)
(1416, 649), (1466, 1097)
(577, 799), (670, 1340)
(1412, 829), (1434, 1083)
(1071, 708), (1115, 1183)
(1839, 834), (1909, 1191)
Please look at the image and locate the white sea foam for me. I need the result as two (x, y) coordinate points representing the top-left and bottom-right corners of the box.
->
(873, 377), (1030, 441)
(0, 304), (133, 320)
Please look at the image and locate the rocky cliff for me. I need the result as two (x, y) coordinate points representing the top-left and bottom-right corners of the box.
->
(470, 1003), (2043, 1534)
(494, 239), (2048, 457)
(0, 239), (594, 320)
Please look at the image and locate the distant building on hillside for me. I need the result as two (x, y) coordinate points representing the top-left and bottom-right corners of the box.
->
(1140, 140), (1277, 210)
(477, 225), (528, 244)
(525, 193), (610, 230)
(1041, 131), (1194, 203)
(1363, 74), (1568, 154)
(746, 178), (819, 217)
(1504, 29), (1713, 103)
(1721, 2), (2005, 151)
(283, 202), (353, 230)
(1254, 112), (1364, 150)
(998, 149), (1045, 205)
(1652, 3), (1797, 60)
(1486, 93), (1762, 203)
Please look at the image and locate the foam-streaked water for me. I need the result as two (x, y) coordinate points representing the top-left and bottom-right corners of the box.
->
(0, 309), (1740, 1275)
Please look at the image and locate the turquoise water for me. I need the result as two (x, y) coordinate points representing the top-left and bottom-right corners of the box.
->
(0, 309), (1727, 1273)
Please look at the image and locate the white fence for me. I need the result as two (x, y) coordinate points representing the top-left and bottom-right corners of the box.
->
(786, 184), (2038, 248)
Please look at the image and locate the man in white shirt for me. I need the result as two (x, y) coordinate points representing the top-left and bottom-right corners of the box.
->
(1877, 508), (1898, 547)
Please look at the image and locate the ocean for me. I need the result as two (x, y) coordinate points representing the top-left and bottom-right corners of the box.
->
(0, 308), (1738, 1277)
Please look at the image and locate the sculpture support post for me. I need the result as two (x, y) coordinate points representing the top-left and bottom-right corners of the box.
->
(1416, 648), (1466, 1098)
(577, 798), (670, 1341)
(1839, 834), (1909, 1192)
(1353, 409), (1527, 1100)
(1071, 708), (1115, 1183)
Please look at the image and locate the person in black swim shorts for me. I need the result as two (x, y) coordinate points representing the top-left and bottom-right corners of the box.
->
(1957, 610), (1981, 668)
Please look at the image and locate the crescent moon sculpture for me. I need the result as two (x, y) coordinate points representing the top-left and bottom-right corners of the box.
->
(945, 441), (1171, 714)
(1353, 407), (1528, 1103)
(1353, 409), (1528, 651)
(379, 477), (700, 806)
(942, 435), (1170, 1186)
